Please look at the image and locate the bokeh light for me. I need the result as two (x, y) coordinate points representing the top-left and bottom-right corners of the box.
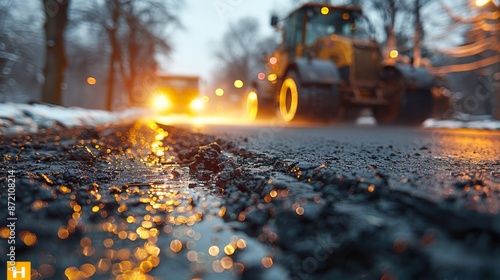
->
(261, 257), (273, 268)
(234, 80), (244, 88)
(215, 88), (224, 96)
(389, 50), (399, 59)
(86, 77), (96, 85)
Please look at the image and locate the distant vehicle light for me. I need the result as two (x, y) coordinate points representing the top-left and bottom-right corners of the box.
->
(234, 80), (244, 88)
(215, 88), (224, 96)
(87, 77), (96, 85)
(321, 7), (329, 15)
(153, 94), (171, 110)
(258, 73), (265, 80)
(342, 13), (350, 20)
(190, 98), (204, 111)
(389, 50), (399, 59)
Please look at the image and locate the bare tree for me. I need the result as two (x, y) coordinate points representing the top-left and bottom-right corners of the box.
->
(360, 0), (416, 61)
(41, 0), (70, 105)
(105, 0), (121, 111)
(214, 17), (262, 85)
(413, 0), (426, 67)
(73, 0), (182, 110)
(118, 0), (178, 107)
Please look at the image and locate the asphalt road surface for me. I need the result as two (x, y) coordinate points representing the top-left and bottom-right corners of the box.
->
(1, 118), (499, 280)
(172, 119), (500, 279)
(196, 122), (500, 203)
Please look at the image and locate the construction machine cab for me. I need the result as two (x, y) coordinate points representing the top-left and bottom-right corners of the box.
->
(275, 4), (375, 83)
(279, 6), (370, 51)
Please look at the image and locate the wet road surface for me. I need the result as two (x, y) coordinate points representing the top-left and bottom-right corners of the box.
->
(188, 121), (500, 279)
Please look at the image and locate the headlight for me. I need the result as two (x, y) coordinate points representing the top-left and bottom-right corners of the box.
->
(190, 98), (204, 111)
(152, 94), (171, 111)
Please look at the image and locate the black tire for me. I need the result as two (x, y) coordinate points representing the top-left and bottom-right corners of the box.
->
(374, 68), (434, 126)
(396, 89), (433, 125)
(279, 70), (340, 122)
(373, 68), (405, 124)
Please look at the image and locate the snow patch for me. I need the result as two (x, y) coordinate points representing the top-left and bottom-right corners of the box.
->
(0, 103), (151, 135)
(356, 116), (377, 125)
(424, 118), (500, 130)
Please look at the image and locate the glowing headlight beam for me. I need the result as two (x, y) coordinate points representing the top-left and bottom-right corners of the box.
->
(190, 99), (204, 111)
(153, 95), (171, 111)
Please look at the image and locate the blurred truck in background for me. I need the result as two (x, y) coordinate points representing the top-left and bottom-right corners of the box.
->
(151, 75), (204, 115)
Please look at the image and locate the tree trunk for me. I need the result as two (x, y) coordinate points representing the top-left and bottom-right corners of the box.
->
(413, 0), (422, 67)
(127, 41), (137, 106)
(384, 26), (397, 64)
(383, 0), (397, 64)
(106, 30), (119, 111)
(105, 1), (120, 111)
(122, 22), (136, 107)
(41, 0), (70, 105)
(122, 7), (137, 107)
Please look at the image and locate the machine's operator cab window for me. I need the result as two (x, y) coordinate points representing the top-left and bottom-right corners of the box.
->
(283, 9), (304, 56)
(304, 7), (370, 46)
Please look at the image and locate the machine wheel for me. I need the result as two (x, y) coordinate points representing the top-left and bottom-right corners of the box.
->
(374, 67), (434, 126)
(279, 70), (340, 122)
(373, 68), (405, 124)
(396, 89), (433, 125)
(245, 88), (275, 121)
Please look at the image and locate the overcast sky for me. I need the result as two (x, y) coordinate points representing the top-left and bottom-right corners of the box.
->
(163, 0), (294, 83)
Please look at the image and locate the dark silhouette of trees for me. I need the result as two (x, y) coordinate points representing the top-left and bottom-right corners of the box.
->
(212, 16), (278, 100)
(214, 17), (262, 84)
(74, 0), (182, 110)
(41, 0), (70, 105)
(0, 1), (44, 103)
(105, 0), (121, 111)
